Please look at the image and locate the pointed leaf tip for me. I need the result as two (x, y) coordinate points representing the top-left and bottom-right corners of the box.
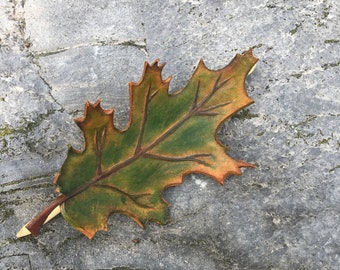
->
(74, 100), (115, 132)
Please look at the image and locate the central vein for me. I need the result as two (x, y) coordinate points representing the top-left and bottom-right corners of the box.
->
(70, 75), (227, 198)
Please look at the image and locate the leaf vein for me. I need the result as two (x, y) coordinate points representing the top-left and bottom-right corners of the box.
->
(135, 84), (152, 155)
(94, 184), (154, 209)
(144, 153), (213, 167)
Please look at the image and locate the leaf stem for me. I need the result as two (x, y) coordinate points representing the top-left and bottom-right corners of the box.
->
(25, 194), (67, 236)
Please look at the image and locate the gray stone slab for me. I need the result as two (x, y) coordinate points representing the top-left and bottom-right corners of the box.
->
(1, 0), (339, 269)
(35, 45), (146, 122)
(24, 0), (145, 53)
(0, 254), (31, 270)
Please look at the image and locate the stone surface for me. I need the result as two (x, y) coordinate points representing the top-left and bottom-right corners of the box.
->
(1, 0), (339, 269)
(24, 0), (146, 53)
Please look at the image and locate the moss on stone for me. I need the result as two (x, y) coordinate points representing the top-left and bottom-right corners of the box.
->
(257, 131), (265, 136)
(295, 115), (317, 127)
(234, 109), (259, 120)
(316, 138), (332, 146)
(324, 39), (340, 44)
(1, 207), (14, 220)
(0, 125), (16, 136)
(291, 73), (302, 79)
(289, 24), (301, 35)
(322, 61), (340, 70)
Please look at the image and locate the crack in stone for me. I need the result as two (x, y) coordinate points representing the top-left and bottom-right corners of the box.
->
(0, 253), (32, 270)
(32, 38), (149, 58)
(28, 38), (149, 111)
(29, 56), (65, 112)
(38, 72), (64, 112)
(119, 39), (149, 57)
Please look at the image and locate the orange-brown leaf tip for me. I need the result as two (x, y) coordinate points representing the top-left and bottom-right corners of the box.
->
(158, 62), (166, 71)
(133, 217), (145, 228)
(153, 61), (166, 74)
(243, 47), (253, 55)
(149, 58), (159, 66)
(74, 100), (114, 131)
(215, 176), (226, 185)
(236, 160), (256, 169)
(239, 48), (253, 60)
(150, 58), (166, 70)
(78, 228), (96, 239)
(74, 101), (91, 125)
(74, 100), (114, 129)
(197, 58), (208, 71)
(243, 48), (258, 69)
(93, 99), (102, 106)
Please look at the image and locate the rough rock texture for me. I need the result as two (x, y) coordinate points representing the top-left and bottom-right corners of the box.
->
(1, 0), (339, 269)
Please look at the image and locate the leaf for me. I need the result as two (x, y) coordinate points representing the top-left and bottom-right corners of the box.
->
(20, 49), (258, 239)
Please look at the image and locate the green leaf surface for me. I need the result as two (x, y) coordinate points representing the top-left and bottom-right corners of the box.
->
(25, 49), (258, 238)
